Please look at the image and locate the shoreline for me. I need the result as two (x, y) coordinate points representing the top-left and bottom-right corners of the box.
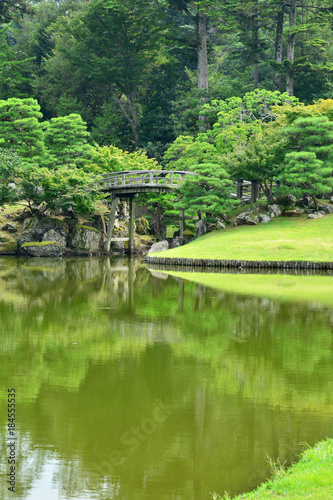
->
(145, 256), (333, 270)
(228, 438), (333, 500)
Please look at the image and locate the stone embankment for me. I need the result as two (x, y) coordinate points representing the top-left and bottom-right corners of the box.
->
(0, 202), (154, 257)
(145, 256), (333, 270)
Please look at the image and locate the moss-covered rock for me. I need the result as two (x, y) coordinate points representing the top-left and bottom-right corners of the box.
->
(20, 241), (63, 257)
(135, 217), (150, 235)
(0, 237), (17, 254)
(69, 225), (104, 254)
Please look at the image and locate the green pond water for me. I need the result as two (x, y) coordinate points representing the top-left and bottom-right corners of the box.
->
(0, 257), (333, 500)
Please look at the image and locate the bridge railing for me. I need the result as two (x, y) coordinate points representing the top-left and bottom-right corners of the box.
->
(95, 170), (196, 190)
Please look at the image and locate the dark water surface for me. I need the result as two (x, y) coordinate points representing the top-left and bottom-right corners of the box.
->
(0, 257), (333, 499)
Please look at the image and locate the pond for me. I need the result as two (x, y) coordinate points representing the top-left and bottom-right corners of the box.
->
(0, 257), (333, 499)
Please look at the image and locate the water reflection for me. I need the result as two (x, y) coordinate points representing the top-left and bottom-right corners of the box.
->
(0, 257), (333, 499)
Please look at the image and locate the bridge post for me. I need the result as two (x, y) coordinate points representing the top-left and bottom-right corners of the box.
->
(106, 197), (118, 252)
(236, 179), (243, 200)
(179, 209), (185, 236)
(128, 196), (135, 254)
(251, 180), (259, 203)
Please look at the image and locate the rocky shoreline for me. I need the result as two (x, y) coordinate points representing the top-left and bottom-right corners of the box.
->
(0, 203), (155, 257)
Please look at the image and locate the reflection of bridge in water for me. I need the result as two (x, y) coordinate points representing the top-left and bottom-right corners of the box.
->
(96, 170), (196, 253)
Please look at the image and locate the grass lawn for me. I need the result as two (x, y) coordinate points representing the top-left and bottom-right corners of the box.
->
(162, 271), (333, 306)
(218, 439), (333, 499)
(151, 214), (333, 262)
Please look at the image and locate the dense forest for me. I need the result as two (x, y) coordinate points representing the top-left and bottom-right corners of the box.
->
(1, 0), (333, 217)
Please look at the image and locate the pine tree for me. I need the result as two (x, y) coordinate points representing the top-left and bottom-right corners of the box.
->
(43, 114), (91, 169)
(279, 151), (333, 208)
(0, 98), (46, 162)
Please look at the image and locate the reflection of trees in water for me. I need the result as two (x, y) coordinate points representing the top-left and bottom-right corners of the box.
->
(0, 258), (333, 498)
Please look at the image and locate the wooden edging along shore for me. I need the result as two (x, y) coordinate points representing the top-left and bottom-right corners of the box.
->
(145, 256), (333, 270)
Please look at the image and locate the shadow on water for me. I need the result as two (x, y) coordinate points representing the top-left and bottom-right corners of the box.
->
(0, 256), (333, 499)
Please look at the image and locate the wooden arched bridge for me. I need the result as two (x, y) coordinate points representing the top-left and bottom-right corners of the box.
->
(96, 170), (196, 253)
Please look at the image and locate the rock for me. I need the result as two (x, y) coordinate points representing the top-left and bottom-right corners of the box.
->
(148, 240), (169, 254)
(149, 207), (166, 240)
(279, 194), (297, 205)
(220, 213), (231, 224)
(21, 241), (63, 257)
(135, 217), (149, 235)
(112, 240), (125, 253)
(7, 182), (16, 190)
(171, 236), (186, 248)
(116, 201), (129, 220)
(259, 214), (271, 224)
(302, 196), (315, 208)
(330, 196), (333, 204)
(69, 225), (104, 254)
(308, 211), (325, 219)
(196, 219), (208, 237)
(318, 204), (333, 214)
(42, 229), (66, 249)
(233, 213), (258, 227)
(246, 218), (258, 225)
(2, 222), (17, 233)
(267, 204), (282, 218)
(0, 236), (17, 254)
(18, 217), (69, 246)
(93, 214), (107, 233)
(284, 207), (304, 217)
(216, 219), (226, 229)
(14, 208), (31, 221)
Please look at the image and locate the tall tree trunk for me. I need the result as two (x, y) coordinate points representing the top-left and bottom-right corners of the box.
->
(196, 7), (208, 130)
(111, 86), (140, 145)
(252, 3), (260, 88)
(286, 0), (296, 96)
(274, 0), (285, 91)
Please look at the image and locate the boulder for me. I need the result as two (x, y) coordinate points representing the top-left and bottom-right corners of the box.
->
(279, 194), (297, 205)
(148, 240), (169, 254)
(267, 204), (282, 218)
(308, 211), (325, 219)
(284, 207), (304, 217)
(149, 207), (166, 240)
(171, 236), (186, 248)
(302, 196), (315, 208)
(2, 222), (17, 233)
(220, 213), (231, 224)
(258, 214), (271, 224)
(318, 204), (333, 214)
(116, 201), (129, 220)
(195, 219), (208, 237)
(233, 212), (258, 227)
(330, 196), (333, 204)
(18, 217), (68, 247)
(21, 241), (63, 257)
(70, 225), (104, 254)
(135, 217), (149, 235)
(42, 229), (66, 249)
(112, 240), (125, 253)
(0, 236), (17, 254)
(216, 219), (226, 229)
(94, 214), (107, 233)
